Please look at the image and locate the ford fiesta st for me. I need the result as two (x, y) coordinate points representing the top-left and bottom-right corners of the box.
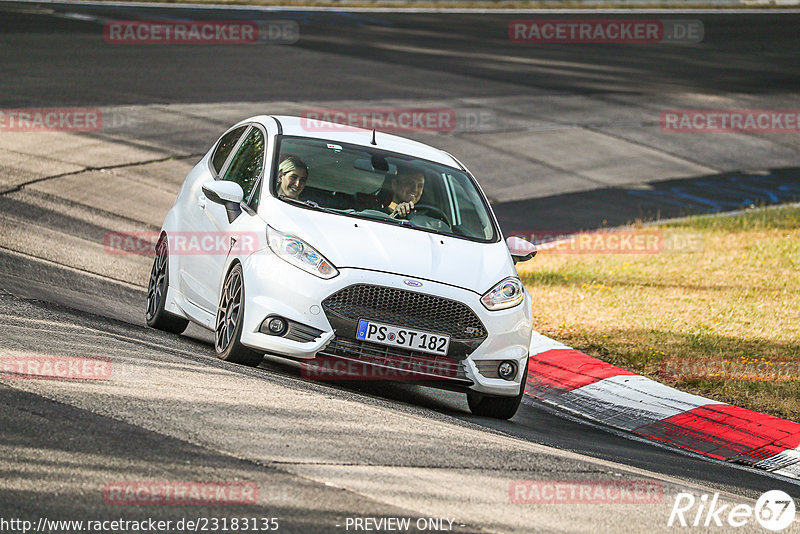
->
(146, 115), (536, 419)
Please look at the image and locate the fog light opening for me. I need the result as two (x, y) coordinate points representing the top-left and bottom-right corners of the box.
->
(263, 316), (287, 336)
(498, 361), (517, 381)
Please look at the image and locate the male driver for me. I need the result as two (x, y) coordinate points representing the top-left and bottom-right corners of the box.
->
(385, 168), (424, 218)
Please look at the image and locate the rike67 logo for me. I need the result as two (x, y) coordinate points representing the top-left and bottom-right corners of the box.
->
(669, 490), (796, 531)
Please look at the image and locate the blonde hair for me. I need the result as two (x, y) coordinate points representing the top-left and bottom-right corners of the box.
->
(278, 155), (308, 177)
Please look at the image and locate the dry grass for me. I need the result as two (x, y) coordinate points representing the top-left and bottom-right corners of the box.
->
(517, 205), (800, 421)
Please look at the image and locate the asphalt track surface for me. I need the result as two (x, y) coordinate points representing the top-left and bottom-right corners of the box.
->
(1, 3), (800, 533)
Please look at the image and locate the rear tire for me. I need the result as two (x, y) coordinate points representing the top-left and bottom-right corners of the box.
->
(215, 263), (263, 367)
(146, 236), (189, 335)
(467, 357), (529, 420)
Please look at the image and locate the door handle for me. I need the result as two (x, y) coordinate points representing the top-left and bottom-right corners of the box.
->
(197, 195), (207, 209)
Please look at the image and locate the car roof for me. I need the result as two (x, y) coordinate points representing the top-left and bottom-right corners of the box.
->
(248, 115), (462, 169)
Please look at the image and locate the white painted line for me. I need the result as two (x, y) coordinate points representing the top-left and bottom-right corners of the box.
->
(528, 331), (571, 356)
(554, 374), (721, 430)
(773, 461), (800, 479)
(755, 446), (800, 471)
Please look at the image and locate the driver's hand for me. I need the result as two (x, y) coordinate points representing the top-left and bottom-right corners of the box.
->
(391, 201), (414, 218)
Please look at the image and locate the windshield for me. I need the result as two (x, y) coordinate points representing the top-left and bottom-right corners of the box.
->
(272, 136), (498, 242)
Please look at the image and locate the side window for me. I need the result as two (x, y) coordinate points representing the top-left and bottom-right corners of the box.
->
(448, 174), (493, 240)
(211, 126), (247, 175)
(247, 175), (264, 213)
(221, 127), (265, 202)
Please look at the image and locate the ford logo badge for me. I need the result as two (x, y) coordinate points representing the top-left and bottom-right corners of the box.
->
(403, 279), (423, 287)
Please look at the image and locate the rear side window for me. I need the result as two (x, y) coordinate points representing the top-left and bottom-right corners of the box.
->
(221, 127), (265, 202)
(211, 126), (247, 175)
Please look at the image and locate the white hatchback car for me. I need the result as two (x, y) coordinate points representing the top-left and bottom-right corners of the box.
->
(146, 115), (536, 419)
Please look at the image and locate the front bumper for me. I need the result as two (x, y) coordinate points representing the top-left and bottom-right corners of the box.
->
(238, 249), (532, 396)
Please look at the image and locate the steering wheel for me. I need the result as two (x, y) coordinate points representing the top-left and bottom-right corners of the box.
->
(411, 204), (451, 226)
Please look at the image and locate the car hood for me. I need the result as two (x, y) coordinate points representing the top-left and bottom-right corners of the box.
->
(266, 204), (515, 294)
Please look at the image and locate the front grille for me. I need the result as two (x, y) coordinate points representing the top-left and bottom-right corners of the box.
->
(322, 284), (487, 341)
(320, 337), (469, 381)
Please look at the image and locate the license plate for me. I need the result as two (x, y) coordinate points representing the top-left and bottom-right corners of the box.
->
(356, 319), (450, 356)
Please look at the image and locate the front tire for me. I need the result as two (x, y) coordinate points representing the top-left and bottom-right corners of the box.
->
(467, 357), (529, 420)
(146, 236), (189, 334)
(215, 263), (263, 367)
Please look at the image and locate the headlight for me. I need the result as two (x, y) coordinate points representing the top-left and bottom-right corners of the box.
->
(481, 277), (524, 310)
(267, 226), (338, 279)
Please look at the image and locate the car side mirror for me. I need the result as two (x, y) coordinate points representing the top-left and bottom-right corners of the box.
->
(506, 235), (537, 264)
(202, 181), (244, 223)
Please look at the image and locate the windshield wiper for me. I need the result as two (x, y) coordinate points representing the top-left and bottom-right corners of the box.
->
(278, 196), (342, 216)
(281, 195), (418, 229)
(388, 217), (414, 228)
(356, 210), (414, 228)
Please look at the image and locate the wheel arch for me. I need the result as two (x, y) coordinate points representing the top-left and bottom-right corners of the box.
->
(155, 230), (179, 291)
(217, 256), (244, 308)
